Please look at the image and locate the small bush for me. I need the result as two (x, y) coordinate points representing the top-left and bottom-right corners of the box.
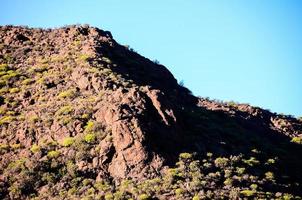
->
(1, 71), (19, 81)
(240, 190), (256, 197)
(243, 157), (260, 166)
(102, 57), (112, 64)
(79, 54), (91, 62)
(291, 137), (302, 144)
(85, 121), (95, 132)
(192, 195), (200, 200)
(0, 116), (14, 125)
(58, 89), (76, 99)
(61, 137), (75, 147)
(81, 113), (90, 119)
(224, 178), (233, 186)
(179, 152), (193, 160)
(138, 194), (150, 200)
(82, 178), (92, 186)
(0, 80), (6, 87)
(0, 64), (9, 71)
(0, 87), (8, 94)
(56, 106), (73, 115)
(250, 184), (258, 190)
(265, 171), (274, 180)
(104, 193), (114, 200)
(0, 144), (9, 151)
(10, 144), (21, 149)
(30, 144), (40, 153)
(175, 188), (184, 196)
(0, 107), (6, 115)
(214, 157), (229, 168)
(266, 158), (276, 165)
(84, 133), (96, 144)
(47, 150), (60, 159)
(29, 64), (48, 73)
(227, 101), (237, 107)
(206, 152), (213, 157)
(29, 115), (40, 123)
(21, 78), (34, 85)
(236, 167), (245, 175)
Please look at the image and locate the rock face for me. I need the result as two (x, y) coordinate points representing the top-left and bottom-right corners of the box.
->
(0, 25), (302, 199)
(0, 25), (186, 180)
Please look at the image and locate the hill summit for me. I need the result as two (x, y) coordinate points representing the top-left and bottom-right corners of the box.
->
(0, 25), (302, 199)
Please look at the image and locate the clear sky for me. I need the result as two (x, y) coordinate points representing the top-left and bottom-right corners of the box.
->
(1, 0), (301, 117)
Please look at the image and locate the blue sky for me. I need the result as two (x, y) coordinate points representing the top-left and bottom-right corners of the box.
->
(1, 0), (301, 117)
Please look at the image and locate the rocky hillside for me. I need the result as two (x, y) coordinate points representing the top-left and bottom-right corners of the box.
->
(0, 25), (302, 200)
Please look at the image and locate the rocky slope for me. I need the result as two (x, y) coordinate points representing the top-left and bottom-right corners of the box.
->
(0, 25), (302, 200)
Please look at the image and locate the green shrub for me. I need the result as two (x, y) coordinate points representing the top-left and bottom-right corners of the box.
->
(10, 144), (21, 149)
(236, 167), (245, 175)
(61, 137), (75, 147)
(240, 190), (256, 197)
(283, 194), (294, 200)
(192, 195), (200, 200)
(175, 188), (184, 196)
(85, 121), (95, 132)
(47, 150), (60, 159)
(214, 157), (229, 168)
(0, 107), (6, 115)
(61, 116), (73, 125)
(67, 187), (77, 196)
(84, 133), (96, 144)
(30, 144), (40, 153)
(81, 113), (90, 119)
(9, 87), (20, 94)
(0, 116), (14, 125)
(21, 78), (34, 85)
(66, 161), (77, 177)
(243, 157), (260, 166)
(29, 64), (48, 73)
(0, 64), (9, 71)
(3, 55), (14, 63)
(82, 178), (92, 186)
(0, 144), (9, 150)
(206, 152), (213, 157)
(0, 79), (6, 87)
(37, 77), (45, 84)
(42, 172), (55, 183)
(2, 70), (19, 80)
(223, 178), (233, 186)
(104, 193), (114, 200)
(73, 40), (81, 46)
(102, 57), (112, 64)
(29, 115), (40, 123)
(79, 54), (91, 62)
(0, 87), (8, 94)
(58, 89), (76, 99)
(251, 148), (260, 154)
(266, 158), (276, 165)
(138, 194), (150, 200)
(250, 184), (258, 190)
(265, 171), (274, 180)
(179, 152), (193, 160)
(227, 101), (237, 107)
(291, 137), (302, 144)
(56, 105), (73, 115)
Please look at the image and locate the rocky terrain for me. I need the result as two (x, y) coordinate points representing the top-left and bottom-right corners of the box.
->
(0, 25), (302, 200)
